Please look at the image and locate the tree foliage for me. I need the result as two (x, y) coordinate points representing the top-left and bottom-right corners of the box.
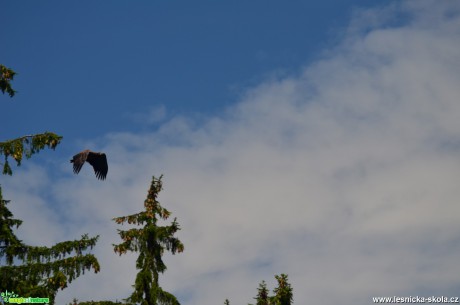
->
(0, 186), (100, 304)
(0, 132), (62, 175)
(255, 281), (270, 305)
(272, 274), (293, 305)
(0, 64), (100, 304)
(249, 274), (293, 305)
(0, 64), (17, 97)
(0, 65), (62, 175)
(113, 175), (184, 305)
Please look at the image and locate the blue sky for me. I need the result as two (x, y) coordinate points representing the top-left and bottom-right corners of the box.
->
(3, 0), (378, 141)
(2, 1), (460, 305)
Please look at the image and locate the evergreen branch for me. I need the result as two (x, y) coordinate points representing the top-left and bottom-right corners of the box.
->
(0, 64), (17, 97)
(0, 253), (100, 286)
(0, 132), (63, 175)
(3, 234), (99, 264)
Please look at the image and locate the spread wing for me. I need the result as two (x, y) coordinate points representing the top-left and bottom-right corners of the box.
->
(71, 150), (89, 174)
(86, 152), (108, 180)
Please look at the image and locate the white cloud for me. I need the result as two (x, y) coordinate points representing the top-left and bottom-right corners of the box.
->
(3, 1), (460, 304)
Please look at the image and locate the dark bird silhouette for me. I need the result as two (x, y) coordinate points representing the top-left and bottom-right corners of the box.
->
(70, 150), (108, 180)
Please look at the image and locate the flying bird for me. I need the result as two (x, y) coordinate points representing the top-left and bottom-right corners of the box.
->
(70, 149), (108, 180)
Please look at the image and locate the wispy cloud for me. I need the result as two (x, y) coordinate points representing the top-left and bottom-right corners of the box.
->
(124, 105), (167, 126)
(3, 1), (460, 304)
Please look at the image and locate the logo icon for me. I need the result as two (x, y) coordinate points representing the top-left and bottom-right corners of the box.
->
(0, 290), (49, 304)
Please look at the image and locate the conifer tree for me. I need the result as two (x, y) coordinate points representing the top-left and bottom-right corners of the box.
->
(113, 175), (184, 305)
(250, 274), (293, 305)
(0, 65), (101, 304)
(254, 281), (270, 305)
(0, 176), (101, 304)
(272, 274), (293, 305)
